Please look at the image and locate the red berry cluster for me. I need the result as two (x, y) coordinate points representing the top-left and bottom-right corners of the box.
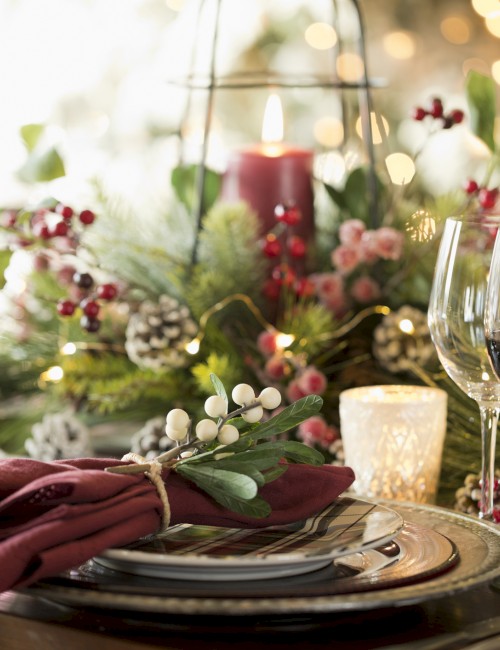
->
(57, 273), (118, 333)
(261, 202), (315, 300)
(1, 202), (96, 250)
(411, 97), (464, 129)
(464, 179), (499, 210)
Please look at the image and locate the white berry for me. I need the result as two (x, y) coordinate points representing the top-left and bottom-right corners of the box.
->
(217, 424), (239, 445)
(232, 383), (255, 406)
(180, 450), (194, 458)
(166, 408), (189, 430)
(258, 387), (282, 410)
(241, 403), (264, 423)
(195, 418), (219, 441)
(204, 395), (227, 418)
(165, 425), (188, 441)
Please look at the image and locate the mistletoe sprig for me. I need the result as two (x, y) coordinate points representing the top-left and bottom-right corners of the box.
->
(107, 374), (324, 518)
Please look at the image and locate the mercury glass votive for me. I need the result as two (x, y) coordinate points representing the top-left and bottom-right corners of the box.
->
(339, 385), (448, 503)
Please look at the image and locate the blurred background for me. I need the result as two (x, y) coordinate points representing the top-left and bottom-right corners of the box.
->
(1, 0), (499, 209)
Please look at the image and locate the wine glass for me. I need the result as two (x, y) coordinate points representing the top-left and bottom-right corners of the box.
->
(428, 214), (500, 522)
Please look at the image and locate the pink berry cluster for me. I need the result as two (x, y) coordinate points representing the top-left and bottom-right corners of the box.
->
(297, 415), (339, 452)
(411, 97), (464, 130)
(309, 219), (404, 317)
(256, 330), (328, 403)
(464, 179), (499, 211)
(261, 202), (315, 301)
(57, 274), (118, 333)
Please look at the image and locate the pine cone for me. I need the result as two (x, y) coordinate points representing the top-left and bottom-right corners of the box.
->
(25, 412), (92, 461)
(372, 305), (436, 374)
(125, 295), (198, 370)
(130, 416), (175, 459)
(454, 471), (500, 516)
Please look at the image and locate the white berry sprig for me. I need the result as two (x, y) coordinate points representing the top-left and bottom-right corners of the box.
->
(157, 382), (282, 462)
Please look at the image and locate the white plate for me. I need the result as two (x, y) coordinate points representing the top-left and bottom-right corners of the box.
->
(94, 497), (404, 581)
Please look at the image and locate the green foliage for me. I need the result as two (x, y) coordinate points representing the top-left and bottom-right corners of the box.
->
(0, 251), (12, 289)
(324, 166), (386, 226)
(191, 352), (242, 396)
(466, 70), (497, 152)
(19, 124), (45, 152)
(171, 164), (221, 215)
(175, 392), (324, 517)
(280, 299), (338, 358)
(18, 147), (65, 183)
(186, 202), (267, 318)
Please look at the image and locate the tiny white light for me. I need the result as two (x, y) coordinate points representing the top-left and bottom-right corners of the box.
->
(275, 332), (295, 349)
(185, 338), (200, 354)
(61, 342), (77, 355)
(482, 371), (491, 381)
(399, 319), (415, 335)
(42, 366), (64, 382)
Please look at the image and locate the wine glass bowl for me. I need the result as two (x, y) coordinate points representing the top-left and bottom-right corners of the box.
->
(428, 215), (500, 521)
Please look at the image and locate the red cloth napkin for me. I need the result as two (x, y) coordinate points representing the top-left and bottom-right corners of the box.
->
(0, 457), (355, 593)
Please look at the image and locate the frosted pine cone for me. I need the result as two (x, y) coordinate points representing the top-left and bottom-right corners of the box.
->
(454, 471), (500, 517)
(125, 295), (198, 370)
(372, 305), (436, 373)
(25, 412), (92, 461)
(130, 416), (175, 460)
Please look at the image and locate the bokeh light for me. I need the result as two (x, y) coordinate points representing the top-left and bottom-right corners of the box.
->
(385, 153), (416, 185)
(305, 23), (338, 50)
(485, 14), (500, 38)
(440, 16), (471, 44)
(492, 60), (500, 84)
(313, 117), (344, 147)
(472, 0), (500, 18)
(355, 112), (389, 145)
(383, 31), (416, 59)
(336, 52), (365, 82)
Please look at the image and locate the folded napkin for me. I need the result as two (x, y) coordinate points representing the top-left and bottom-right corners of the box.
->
(0, 457), (355, 593)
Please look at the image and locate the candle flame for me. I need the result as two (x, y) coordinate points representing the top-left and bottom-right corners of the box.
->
(261, 94), (284, 156)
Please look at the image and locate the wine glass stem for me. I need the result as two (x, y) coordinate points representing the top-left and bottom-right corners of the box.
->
(478, 404), (499, 520)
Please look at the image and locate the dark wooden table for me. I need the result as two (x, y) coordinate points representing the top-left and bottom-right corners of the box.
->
(1, 580), (500, 650)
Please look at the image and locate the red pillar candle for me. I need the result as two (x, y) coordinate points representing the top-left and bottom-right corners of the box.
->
(219, 95), (315, 241)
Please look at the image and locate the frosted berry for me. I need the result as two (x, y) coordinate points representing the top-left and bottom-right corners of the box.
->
(258, 386), (282, 410)
(56, 204), (73, 220)
(79, 209), (96, 225)
(52, 221), (69, 237)
(257, 330), (277, 356)
(57, 299), (76, 316)
(195, 418), (219, 441)
(262, 278), (281, 300)
(241, 402), (264, 423)
(81, 299), (100, 318)
(97, 283), (118, 300)
(294, 277), (315, 297)
(232, 383), (255, 406)
(464, 179), (479, 194)
(217, 424), (239, 445)
(204, 395), (227, 418)
(73, 272), (94, 289)
(165, 425), (188, 441)
(288, 235), (306, 258)
(429, 98), (443, 118)
(411, 106), (427, 121)
(80, 315), (100, 332)
(166, 408), (190, 430)
(478, 187), (499, 210)
(450, 109), (464, 124)
(274, 202), (301, 226)
(262, 234), (281, 258)
(33, 221), (51, 239)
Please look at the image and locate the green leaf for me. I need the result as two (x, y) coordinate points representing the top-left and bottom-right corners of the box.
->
(176, 464), (258, 500)
(210, 372), (228, 408)
(20, 124), (44, 152)
(204, 460), (267, 487)
(0, 250), (13, 289)
(262, 464), (288, 483)
(466, 70), (496, 151)
(278, 440), (325, 465)
(208, 493), (272, 519)
(242, 395), (323, 444)
(323, 182), (347, 210)
(18, 147), (66, 183)
(171, 164), (221, 214)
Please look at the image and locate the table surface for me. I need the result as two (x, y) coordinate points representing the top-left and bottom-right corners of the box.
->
(2, 500), (500, 650)
(1, 581), (500, 650)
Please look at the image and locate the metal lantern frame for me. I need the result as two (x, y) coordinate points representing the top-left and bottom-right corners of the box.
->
(169, 0), (382, 263)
